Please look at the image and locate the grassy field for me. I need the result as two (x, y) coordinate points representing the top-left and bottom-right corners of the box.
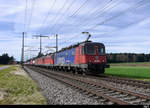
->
(0, 65), (46, 105)
(110, 62), (150, 67)
(0, 65), (6, 67)
(105, 62), (150, 81)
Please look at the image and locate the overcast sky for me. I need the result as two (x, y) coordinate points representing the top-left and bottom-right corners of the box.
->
(0, 0), (150, 61)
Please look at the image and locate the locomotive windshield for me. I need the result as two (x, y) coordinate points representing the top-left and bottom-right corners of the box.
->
(86, 44), (96, 55)
(98, 47), (105, 55)
(85, 43), (105, 55)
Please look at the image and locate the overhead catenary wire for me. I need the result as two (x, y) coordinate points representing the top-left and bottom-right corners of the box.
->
(69, 0), (89, 17)
(92, 15), (150, 48)
(46, 0), (68, 35)
(26, 0), (36, 35)
(32, 0), (56, 54)
(50, 0), (77, 34)
(59, 0), (121, 43)
(26, 0), (36, 33)
(60, 0), (149, 46)
(73, 0), (120, 31)
(55, 0), (101, 34)
(39, 0), (56, 34)
(71, 0), (115, 26)
(92, 14), (150, 39)
(49, 0), (73, 34)
(56, 0), (119, 37)
(27, 0), (150, 56)
(84, 0), (148, 37)
(67, 0), (122, 37)
(24, 0), (28, 32)
(85, 0), (149, 31)
(24, 0), (36, 50)
(52, 0), (90, 35)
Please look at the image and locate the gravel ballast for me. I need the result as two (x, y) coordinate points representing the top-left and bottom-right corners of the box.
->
(24, 67), (104, 105)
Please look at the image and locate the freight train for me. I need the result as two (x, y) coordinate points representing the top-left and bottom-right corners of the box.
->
(25, 41), (109, 75)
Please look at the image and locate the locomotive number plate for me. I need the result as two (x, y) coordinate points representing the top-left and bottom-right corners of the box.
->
(94, 60), (100, 62)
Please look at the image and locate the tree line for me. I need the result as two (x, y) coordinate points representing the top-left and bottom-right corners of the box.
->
(0, 53), (15, 64)
(107, 53), (150, 63)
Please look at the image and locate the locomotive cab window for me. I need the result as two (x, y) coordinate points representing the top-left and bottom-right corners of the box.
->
(98, 46), (105, 55)
(86, 45), (96, 55)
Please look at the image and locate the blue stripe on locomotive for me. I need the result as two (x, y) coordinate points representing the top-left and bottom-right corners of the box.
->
(54, 48), (76, 65)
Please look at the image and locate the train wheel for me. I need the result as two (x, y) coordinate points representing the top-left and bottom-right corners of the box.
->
(71, 68), (75, 74)
(78, 69), (83, 74)
(75, 68), (78, 74)
(82, 69), (86, 76)
(82, 72), (85, 76)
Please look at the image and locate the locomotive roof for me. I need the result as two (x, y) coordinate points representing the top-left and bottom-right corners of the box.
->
(57, 41), (92, 53)
(57, 41), (104, 53)
(26, 41), (104, 62)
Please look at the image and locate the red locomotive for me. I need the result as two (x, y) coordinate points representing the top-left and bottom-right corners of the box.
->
(26, 41), (109, 75)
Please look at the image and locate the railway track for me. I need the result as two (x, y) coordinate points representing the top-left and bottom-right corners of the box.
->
(25, 66), (150, 105)
(99, 75), (150, 89)
(65, 73), (150, 89)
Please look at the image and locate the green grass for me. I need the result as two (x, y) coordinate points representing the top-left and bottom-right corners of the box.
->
(110, 62), (150, 67)
(0, 65), (6, 67)
(0, 66), (47, 105)
(105, 66), (150, 79)
(111, 62), (150, 64)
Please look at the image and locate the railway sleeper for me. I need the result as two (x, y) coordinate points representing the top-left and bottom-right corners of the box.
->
(130, 99), (147, 105)
(107, 92), (121, 96)
(113, 95), (127, 98)
(98, 99), (108, 103)
(87, 87), (97, 90)
(83, 91), (90, 95)
(114, 79), (149, 89)
(96, 89), (104, 92)
(110, 92), (120, 95)
(123, 96), (137, 101)
(87, 94), (96, 97)
(106, 91), (115, 94)
(93, 96), (100, 99)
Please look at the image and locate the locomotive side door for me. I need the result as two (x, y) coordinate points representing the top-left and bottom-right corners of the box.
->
(79, 46), (82, 64)
(75, 46), (84, 64)
(75, 47), (79, 64)
(79, 46), (84, 64)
